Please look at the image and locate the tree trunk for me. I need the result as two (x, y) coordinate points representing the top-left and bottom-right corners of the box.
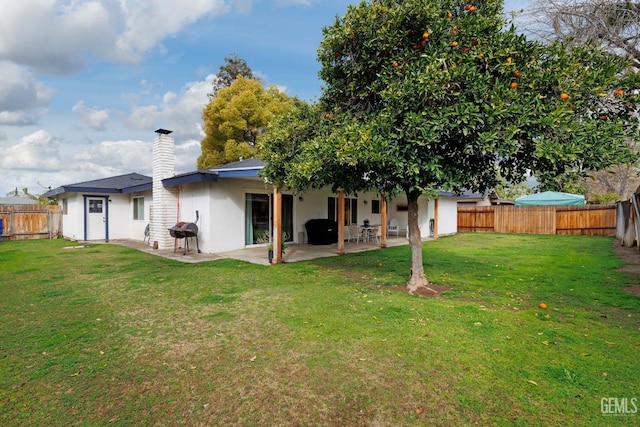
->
(405, 191), (437, 294)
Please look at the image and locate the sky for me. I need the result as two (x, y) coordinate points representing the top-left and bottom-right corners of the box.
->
(0, 0), (532, 197)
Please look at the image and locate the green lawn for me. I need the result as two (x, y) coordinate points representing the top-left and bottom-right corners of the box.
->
(1, 234), (639, 426)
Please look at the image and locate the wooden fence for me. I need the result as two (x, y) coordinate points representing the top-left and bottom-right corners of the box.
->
(0, 205), (62, 241)
(458, 204), (617, 236)
(616, 196), (640, 248)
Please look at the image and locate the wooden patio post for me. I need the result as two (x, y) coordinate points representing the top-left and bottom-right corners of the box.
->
(380, 196), (387, 248)
(273, 186), (282, 264)
(337, 190), (345, 255)
(433, 198), (439, 240)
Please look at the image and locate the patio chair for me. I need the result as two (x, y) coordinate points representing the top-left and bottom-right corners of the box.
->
(387, 218), (400, 237)
(347, 224), (361, 243)
(366, 225), (381, 243)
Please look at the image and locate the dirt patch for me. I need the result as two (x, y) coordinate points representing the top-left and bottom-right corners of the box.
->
(384, 283), (452, 298)
(612, 240), (640, 296)
(621, 285), (640, 297)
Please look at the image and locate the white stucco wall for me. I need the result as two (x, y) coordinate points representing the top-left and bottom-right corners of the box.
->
(57, 191), (152, 241)
(434, 196), (458, 236)
(56, 181), (458, 249)
(60, 193), (84, 241)
(386, 194), (458, 238)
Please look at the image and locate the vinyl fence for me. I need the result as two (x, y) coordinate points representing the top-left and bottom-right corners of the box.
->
(0, 205), (62, 241)
(458, 204), (616, 236)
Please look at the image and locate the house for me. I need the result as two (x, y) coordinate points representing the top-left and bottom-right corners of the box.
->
(0, 196), (38, 205)
(44, 130), (458, 259)
(457, 189), (514, 206)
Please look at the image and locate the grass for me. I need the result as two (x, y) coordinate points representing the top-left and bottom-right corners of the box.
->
(0, 233), (639, 426)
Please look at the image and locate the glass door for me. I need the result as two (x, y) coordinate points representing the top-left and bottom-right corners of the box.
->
(245, 193), (294, 245)
(245, 193), (270, 245)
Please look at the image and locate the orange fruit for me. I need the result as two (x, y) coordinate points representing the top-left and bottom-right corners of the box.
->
(392, 61), (399, 68)
(325, 113), (331, 119)
(416, 408), (424, 415)
(560, 92), (569, 101)
(538, 302), (547, 309)
(451, 41), (459, 47)
(467, 5), (476, 12)
(422, 31), (430, 40)
(447, 12), (453, 18)
(509, 81), (518, 89)
(506, 57), (512, 64)
(513, 70), (521, 77)
(613, 89), (624, 97)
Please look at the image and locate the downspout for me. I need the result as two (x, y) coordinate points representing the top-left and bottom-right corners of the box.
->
(176, 186), (181, 223)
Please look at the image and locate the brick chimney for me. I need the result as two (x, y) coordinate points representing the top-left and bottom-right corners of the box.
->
(149, 129), (178, 250)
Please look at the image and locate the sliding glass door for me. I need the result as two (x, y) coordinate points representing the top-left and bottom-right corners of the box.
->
(245, 193), (294, 245)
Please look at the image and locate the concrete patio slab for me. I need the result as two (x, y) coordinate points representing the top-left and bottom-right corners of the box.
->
(108, 235), (425, 265)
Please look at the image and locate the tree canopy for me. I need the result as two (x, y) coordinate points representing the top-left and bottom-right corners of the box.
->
(523, 0), (640, 199)
(259, 0), (638, 292)
(208, 54), (257, 98)
(525, 0), (640, 69)
(197, 76), (298, 169)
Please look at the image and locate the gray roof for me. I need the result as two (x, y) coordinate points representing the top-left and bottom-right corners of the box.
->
(43, 173), (152, 197)
(0, 196), (38, 205)
(209, 158), (264, 171)
(162, 158), (265, 187)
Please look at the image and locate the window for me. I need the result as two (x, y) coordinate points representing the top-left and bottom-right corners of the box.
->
(328, 197), (358, 225)
(62, 199), (68, 215)
(133, 197), (144, 220)
(371, 199), (380, 214)
(89, 199), (103, 213)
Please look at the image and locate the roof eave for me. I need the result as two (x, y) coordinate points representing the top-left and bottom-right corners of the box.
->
(162, 172), (219, 187)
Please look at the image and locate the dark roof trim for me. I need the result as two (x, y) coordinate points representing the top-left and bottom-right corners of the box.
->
(217, 169), (261, 178)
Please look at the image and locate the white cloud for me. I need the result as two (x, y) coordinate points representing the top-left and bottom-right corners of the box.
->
(74, 139), (152, 173)
(0, 1), (116, 74)
(126, 74), (214, 139)
(0, 130), (63, 171)
(114, 0), (229, 63)
(0, 61), (54, 125)
(72, 101), (110, 131)
(175, 138), (202, 172)
(0, 1), (229, 74)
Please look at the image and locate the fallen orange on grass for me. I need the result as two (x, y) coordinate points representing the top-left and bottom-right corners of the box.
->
(539, 302), (547, 309)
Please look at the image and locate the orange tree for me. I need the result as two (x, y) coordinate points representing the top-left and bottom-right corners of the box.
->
(258, 0), (638, 293)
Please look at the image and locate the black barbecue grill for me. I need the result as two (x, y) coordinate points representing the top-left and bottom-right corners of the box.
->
(169, 211), (201, 255)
